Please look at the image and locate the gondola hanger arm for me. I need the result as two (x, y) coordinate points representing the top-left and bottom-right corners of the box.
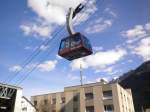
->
(66, 3), (84, 35)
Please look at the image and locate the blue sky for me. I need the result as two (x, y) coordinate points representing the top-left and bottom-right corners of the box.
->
(0, 0), (150, 97)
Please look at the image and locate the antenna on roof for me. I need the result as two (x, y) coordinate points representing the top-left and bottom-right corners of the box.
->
(80, 63), (83, 86)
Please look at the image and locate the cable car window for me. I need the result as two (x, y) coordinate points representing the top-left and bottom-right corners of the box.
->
(70, 36), (81, 48)
(64, 39), (70, 48)
(82, 36), (92, 50)
(60, 41), (65, 50)
(60, 38), (70, 50)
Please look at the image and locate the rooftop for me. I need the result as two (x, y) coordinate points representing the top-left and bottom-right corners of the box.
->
(0, 83), (22, 90)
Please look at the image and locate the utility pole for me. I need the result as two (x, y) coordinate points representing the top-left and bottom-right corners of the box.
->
(80, 63), (83, 86)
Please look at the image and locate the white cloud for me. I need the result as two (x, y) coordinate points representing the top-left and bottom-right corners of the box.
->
(20, 23), (52, 38)
(9, 60), (57, 73)
(121, 25), (146, 38)
(95, 65), (121, 76)
(26, 63), (37, 70)
(27, 0), (96, 25)
(128, 59), (133, 63)
(22, 0), (97, 38)
(121, 25), (147, 43)
(70, 48), (126, 70)
(85, 18), (112, 34)
(84, 7), (117, 34)
(70, 58), (88, 70)
(86, 80), (94, 83)
(102, 66), (113, 73)
(67, 73), (86, 82)
(145, 23), (150, 30)
(28, 0), (65, 25)
(67, 74), (80, 81)
(93, 46), (103, 52)
(39, 45), (49, 51)
(24, 45), (49, 51)
(133, 37), (150, 61)
(38, 60), (57, 72)
(121, 22), (150, 61)
(56, 54), (63, 60)
(20, 24), (31, 35)
(24, 46), (32, 50)
(9, 65), (22, 72)
(104, 8), (117, 18)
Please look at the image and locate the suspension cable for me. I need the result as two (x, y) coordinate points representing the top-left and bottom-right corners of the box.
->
(5, 0), (104, 85)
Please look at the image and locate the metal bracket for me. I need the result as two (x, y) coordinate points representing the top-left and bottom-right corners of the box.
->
(66, 8), (75, 35)
(0, 86), (15, 99)
(66, 4), (84, 35)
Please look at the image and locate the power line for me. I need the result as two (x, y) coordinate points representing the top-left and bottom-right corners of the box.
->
(15, 27), (65, 86)
(15, 0), (104, 86)
(6, 0), (103, 85)
(3, 26), (63, 84)
(14, 27), (66, 85)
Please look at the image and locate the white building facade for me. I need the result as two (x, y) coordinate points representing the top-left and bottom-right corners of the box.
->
(21, 96), (37, 112)
(0, 83), (22, 112)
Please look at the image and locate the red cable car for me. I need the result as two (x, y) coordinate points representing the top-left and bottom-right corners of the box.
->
(58, 32), (92, 61)
(58, 4), (93, 61)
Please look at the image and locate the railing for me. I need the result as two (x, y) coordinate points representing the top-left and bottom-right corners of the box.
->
(103, 96), (113, 100)
(104, 110), (114, 112)
(0, 86), (15, 99)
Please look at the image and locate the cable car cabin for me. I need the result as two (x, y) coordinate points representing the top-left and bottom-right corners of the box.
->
(58, 32), (93, 61)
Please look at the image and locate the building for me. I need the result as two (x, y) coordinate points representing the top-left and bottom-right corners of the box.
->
(111, 61), (150, 112)
(21, 96), (37, 112)
(31, 82), (135, 112)
(0, 83), (22, 112)
(146, 109), (150, 112)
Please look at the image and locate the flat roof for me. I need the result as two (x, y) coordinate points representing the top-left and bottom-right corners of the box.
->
(64, 81), (108, 89)
(31, 91), (64, 98)
(31, 82), (110, 97)
(0, 83), (22, 90)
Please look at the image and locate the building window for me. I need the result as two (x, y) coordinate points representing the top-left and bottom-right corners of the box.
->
(61, 97), (65, 103)
(86, 106), (94, 112)
(104, 105), (114, 112)
(85, 93), (93, 100)
(124, 94), (126, 100)
(73, 95), (78, 102)
(22, 107), (27, 111)
(52, 98), (56, 104)
(121, 92), (123, 99)
(44, 99), (48, 105)
(34, 100), (37, 106)
(103, 90), (112, 100)
(73, 108), (78, 112)
(61, 107), (65, 112)
(52, 110), (56, 112)
(127, 97), (130, 104)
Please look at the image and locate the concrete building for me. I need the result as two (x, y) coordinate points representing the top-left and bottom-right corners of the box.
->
(0, 83), (22, 112)
(110, 61), (150, 112)
(21, 96), (37, 112)
(31, 82), (135, 112)
(146, 109), (150, 112)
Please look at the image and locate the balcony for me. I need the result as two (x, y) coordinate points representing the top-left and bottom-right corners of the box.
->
(103, 96), (113, 100)
(103, 90), (113, 100)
